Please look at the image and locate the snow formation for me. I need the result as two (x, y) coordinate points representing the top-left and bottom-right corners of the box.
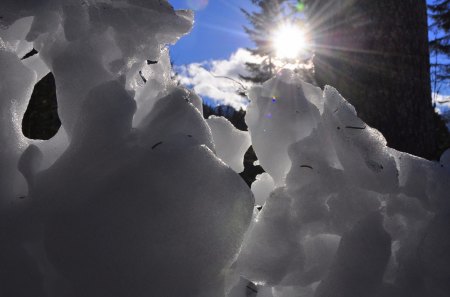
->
(234, 70), (450, 297)
(0, 1), (449, 297)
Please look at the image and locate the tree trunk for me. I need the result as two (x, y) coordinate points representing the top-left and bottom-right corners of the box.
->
(307, 0), (438, 159)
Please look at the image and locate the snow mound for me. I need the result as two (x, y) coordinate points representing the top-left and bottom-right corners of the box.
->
(0, 2), (253, 297)
(235, 69), (450, 297)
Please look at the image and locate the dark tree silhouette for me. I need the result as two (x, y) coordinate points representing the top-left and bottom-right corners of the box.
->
(304, 0), (447, 159)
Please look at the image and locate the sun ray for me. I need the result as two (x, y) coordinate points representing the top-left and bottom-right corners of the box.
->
(199, 22), (248, 38)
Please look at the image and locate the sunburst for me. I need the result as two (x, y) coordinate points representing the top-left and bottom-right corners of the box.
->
(272, 23), (308, 59)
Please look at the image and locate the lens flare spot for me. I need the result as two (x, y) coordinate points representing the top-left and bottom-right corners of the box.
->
(296, 2), (305, 12)
(187, 0), (209, 10)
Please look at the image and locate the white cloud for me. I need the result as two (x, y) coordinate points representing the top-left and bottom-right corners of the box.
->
(174, 48), (263, 109)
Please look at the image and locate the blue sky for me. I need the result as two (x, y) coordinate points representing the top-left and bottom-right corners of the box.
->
(169, 0), (254, 64)
(168, 0), (450, 109)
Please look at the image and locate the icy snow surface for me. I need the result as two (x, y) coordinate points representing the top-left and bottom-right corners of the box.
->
(0, 1), (450, 297)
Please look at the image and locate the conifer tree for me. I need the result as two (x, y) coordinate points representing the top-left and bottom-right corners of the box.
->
(428, 0), (450, 94)
(240, 0), (289, 83)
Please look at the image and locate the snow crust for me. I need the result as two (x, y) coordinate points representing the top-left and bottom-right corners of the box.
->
(1, 1), (450, 297)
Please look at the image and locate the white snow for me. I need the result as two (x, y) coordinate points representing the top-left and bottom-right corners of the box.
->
(251, 173), (275, 206)
(235, 70), (449, 296)
(206, 115), (251, 173)
(0, 2), (252, 296)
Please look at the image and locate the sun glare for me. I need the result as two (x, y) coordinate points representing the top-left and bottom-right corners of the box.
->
(272, 24), (307, 59)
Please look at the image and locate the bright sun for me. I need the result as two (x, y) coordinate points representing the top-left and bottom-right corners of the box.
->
(272, 24), (307, 59)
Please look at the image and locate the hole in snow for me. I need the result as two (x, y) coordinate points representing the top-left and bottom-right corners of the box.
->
(22, 72), (61, 140)
(21, 48), (38, 60)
